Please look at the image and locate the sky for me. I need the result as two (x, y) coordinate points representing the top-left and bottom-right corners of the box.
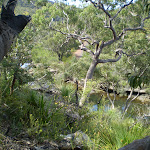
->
(50, 0), (89, 7)
(50, 0), (137, 8)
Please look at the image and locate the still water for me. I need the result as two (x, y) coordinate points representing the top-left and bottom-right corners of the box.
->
(89, 93), (150, 118)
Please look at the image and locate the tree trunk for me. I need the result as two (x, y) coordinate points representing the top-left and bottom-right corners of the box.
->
(4, 68), (7, 80)
(86, 60), (98, 80)
(10, 74), (16, 95)
(122, 88), (140, 118)
(106, 84), (115, 109)
(79, 59), (98, 107)
(75, 79), (79, 106)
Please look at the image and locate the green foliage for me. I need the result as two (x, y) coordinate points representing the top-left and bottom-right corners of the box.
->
(128, 74), (149, 89)
(35, 0), (48, 7)
(0, 24), (34, 96)
(64, 55), (91, 79)
(0, 0), (149, 148)
(32, 3), (80, 61)
(32, 44), (58, 64)
(78, 107), (149, 149)
(0, 88), (67, 140)
(0, 86), (149, 148)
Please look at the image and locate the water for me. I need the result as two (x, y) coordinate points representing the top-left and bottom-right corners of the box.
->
(21, 63), (30, 69)
(89, 93), (150, 118)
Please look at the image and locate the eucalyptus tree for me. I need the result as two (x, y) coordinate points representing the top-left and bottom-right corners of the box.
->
(32, 3), (80, 61)
(0, 22), (34, 95)
(50, 0), (150, 107)
(0, 0), (31, 62)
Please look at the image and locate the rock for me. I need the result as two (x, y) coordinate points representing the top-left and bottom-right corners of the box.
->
(34, 146), (58, 150)
(143, 115), (150, 120)
(59, 131), (92, 150)
(34, 141), (59, 150)
(118, 136), (150, 150)
(137, 95), (150, 104)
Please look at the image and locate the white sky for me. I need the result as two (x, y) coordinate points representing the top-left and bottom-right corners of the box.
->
(50, 0), (137, 8)
(50, 0), (89, 7)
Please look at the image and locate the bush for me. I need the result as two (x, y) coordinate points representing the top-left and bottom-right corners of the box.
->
(77, 107), (149, 150)
(0, 88), (67, 141)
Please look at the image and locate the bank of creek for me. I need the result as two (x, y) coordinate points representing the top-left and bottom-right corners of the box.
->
(33, 81), (150, 120)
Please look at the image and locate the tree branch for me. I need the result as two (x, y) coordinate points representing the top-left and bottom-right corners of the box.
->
(59, 37), (71, 48)
(119, 16), (150, 34)
(49, 19), (94, 46)
(104, 14), (150, 48)
(123, 88), (140, 117)
(49, 3), (150, 62)
(88, 1), (150, 46)
(104, 19), (117, 39)
(112, 0), (134, 20)
(63, 10), (70, 32)
(139, 65), (149, 77)
(90, 0), (117, 39)
(122, 51), (146, 57)
(98, 51), (122, 63)
(50, 26), (79, 39)
(106, 83), (115, 109)
(80, 44), (94, 56)
(88, 0), (103, 10)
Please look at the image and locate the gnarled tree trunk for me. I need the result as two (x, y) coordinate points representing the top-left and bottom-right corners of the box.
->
(0, 0), (31, 62)
(0, 21), (17, 62)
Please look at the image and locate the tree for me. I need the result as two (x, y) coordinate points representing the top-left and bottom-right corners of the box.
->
(0, 22), (34, 95)
(50, 0), (150, 107)
(0, 0), (31, 62)
(32, 3), (80, 61)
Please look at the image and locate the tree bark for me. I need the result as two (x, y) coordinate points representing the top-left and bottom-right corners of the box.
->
(86, 59), (98, 80)
(79, 59), (98, 107)
(106, 84), (115, 109)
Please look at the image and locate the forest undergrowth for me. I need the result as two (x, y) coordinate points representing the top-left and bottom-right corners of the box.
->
(0, 87), (149, 149)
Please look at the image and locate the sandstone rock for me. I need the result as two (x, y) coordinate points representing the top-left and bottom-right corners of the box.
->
(34, 141), (59, 150)
(59, 131), (92, 150)
(118, 136), (150, 150)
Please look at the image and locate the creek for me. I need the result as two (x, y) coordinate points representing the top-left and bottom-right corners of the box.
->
(89, 93), (150, 119)
(24, 61), (150, 119)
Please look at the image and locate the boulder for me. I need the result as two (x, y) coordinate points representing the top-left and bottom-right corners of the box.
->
(118, 136), (150, 150)
(59, 131), (92, 150)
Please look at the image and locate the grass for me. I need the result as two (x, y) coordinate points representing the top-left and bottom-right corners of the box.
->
(77, 106), (150, 149)
(0, 87), (149, 149)
(0, 88), (67, 141)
